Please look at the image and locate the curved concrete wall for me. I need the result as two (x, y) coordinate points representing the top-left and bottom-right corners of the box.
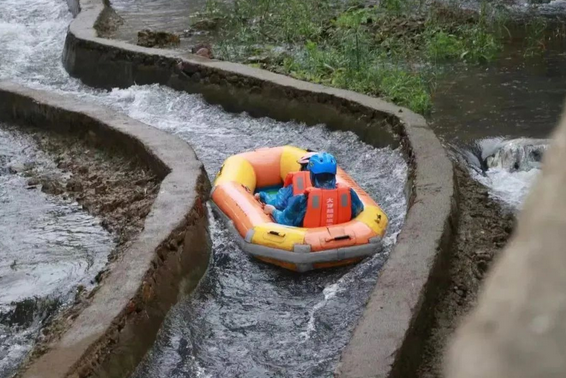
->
(61, 0), (457, 377)
(0, 81), (211, 378)
(445, 104), (566, 378)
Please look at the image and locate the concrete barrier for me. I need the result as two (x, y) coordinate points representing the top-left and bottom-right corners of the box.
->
(0, 81), (211, 378)
(445, 103), (566, 378)
(60, 0), (457, 376)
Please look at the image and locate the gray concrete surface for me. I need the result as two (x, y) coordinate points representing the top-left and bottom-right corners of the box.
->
(445, 102), (566, 378)
(0, 81), (211, 378)
(59, 0), (457, 376)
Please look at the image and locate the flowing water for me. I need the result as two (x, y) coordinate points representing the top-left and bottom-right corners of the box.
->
(430, 25), (566, 209)
(0, 124), (113, 378)
(0, 0), (408, 376)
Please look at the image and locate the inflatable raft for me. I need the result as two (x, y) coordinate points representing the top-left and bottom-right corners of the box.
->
(210, 146), (388, 272)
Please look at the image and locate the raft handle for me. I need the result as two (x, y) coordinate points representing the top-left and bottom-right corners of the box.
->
(269, 231), (286, 237)
(329, 235), (351, 241)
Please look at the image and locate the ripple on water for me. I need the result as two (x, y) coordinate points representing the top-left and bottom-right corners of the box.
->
(476, 167), (540, 209)
(0, 125), (114, 378)
(120, 98), (408, 377)
(455, 138), (546, 211)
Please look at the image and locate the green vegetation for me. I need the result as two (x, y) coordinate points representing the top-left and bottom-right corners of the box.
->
(523, 15), (548, 57)
(194, 0), (510, 114)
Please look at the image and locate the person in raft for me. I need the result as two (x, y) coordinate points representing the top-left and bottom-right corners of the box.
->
(254, 152), (364, 227)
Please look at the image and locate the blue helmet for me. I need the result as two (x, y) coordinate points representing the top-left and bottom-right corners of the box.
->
(308, 152), (337, 174)
(308, 152), (337, 189)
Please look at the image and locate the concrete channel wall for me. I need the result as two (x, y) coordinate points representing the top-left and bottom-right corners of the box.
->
(60, 0), (458, 377)
(0, 81), (211, 378)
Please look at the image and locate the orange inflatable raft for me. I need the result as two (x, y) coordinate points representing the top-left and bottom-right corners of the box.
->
(210, 146), (388, 272)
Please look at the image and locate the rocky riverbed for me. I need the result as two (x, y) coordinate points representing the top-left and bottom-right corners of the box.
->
(0, 123), (160, 376)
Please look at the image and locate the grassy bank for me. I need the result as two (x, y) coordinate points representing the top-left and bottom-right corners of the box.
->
(193, 1), (511, 114)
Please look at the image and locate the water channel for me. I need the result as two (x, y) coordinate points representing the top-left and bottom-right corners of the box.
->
(0, 0), (408, 376)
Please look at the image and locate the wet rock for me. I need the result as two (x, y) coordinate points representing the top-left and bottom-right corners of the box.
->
(66, 178), (83, 192)
(133, 189), (145, 201)
(196, 48), (212, 59)
(247, 55), (271, 64)
(182, 28), (209, 38)
(191, 72), (201, 82)
(137, 29), (180, 48)
(135, 175), (157, 185)
(9, 162), (34, 174)
(100, 219), (110, 230)
(94, 270), (107, 284)
(95, 183), (107, 195)
(190, 43), (213, 59)
(9, 163), (25, 174)
(125, 300), (137, 315)
(0, 298), (60, 328)
(95, 6), (124, 39)
(191, 18), (219, 31)
(27, 178), (40, 187)
(41, 178), (64, 195)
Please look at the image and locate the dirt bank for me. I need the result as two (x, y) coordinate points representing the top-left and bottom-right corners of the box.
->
(417, 163), (515, 377)
(8, 125), (160, 370)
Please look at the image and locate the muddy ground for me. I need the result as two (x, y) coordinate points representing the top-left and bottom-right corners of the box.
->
(8, 126), (160, 371)
(417, 164), (516, 377)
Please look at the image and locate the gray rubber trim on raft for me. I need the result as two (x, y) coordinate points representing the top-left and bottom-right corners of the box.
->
(245, 229), (254, 243)
(209, 201), (383, 269)
(294, 244), (312, 253)
(243, 239), (380, 264)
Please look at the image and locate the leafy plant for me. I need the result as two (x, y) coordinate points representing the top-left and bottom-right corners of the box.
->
(524, 16), (548, 57)
(425, 30), (462, 61)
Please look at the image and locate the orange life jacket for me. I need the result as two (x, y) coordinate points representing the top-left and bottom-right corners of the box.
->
(303, 184), (352, 228)
(283, 171), (313, 196)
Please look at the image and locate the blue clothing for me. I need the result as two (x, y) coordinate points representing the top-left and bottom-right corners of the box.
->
(258, 172), (335, 210)
(270, 188), (364, 227)
(259, 185), (295, 210)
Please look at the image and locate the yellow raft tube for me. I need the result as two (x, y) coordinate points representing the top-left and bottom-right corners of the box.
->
(210, 146), (388, 272)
